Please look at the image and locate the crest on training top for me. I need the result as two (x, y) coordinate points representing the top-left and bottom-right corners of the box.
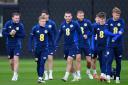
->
(48, 25), (52, 28)
(44, 30), (48, 33)
(84, 23), (87, 26)
(117, 23), (121, 27)
(70, 24), (73, 28)
(16, 27), (19, 30)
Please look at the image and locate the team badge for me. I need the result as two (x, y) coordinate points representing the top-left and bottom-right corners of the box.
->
(70, 24), (73, 28)
(44, 30), (48, 33)
(48, 25), (52, 28)
(16, 27), (19, 30)
(106, 51), (110, 55)
(117, 23), (121, 27)
(84, 23), (87, 26)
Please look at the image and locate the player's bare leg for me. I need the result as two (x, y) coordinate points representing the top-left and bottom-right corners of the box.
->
(76, 54), (81, 79)
(70, 62), (79, 82)
(86, 56), (93, 79)
(9, 58), (14, 71)
(12, 55), (19, 81)
(44, 55), (53, 80)
(44, 61), (49, 80)
(62, 56), (73, 81)
(48, 55), (53, 80)
(91, 57), (98, 79)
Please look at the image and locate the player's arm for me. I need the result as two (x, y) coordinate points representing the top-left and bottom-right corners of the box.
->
(48, 28), (55, 46)
(55, 25), (63, 47)
(86, 20), (92, 38)
(104, 24), (116, 37)
(91, 24), (96, 51)
(28, 27), (35, 52)
(52, 21), (57, 39)
(75, 22), (83, 39)
(2, 22), (11, 37)
(15, 23), (25, 38)
(112, 19), (125, 41)
(105, 20), (117, 36)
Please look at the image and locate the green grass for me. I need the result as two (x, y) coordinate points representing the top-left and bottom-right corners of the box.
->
(0, 57), (128, 85)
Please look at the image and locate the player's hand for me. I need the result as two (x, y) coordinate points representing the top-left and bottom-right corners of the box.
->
(11, 29), (16, 35)
(10, 29), (16, 36)
(112, 36), (118, 42)
(83, 34), (87, 39)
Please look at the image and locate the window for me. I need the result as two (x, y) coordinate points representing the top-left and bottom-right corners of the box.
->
(0, 0), (18, 5)
(0, 15), (3, 37)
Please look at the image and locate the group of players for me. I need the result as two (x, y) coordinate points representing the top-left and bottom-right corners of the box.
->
(2, 7), (124, 84)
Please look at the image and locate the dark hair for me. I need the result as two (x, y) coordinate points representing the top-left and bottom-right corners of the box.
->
(41, 9), (49, 15)
(65, 11), (72, 14)
(97, 12), (106, 19)
(112, 7), (121, 14)
(77, 10), (84, 15)
(12, 12), (21, 17)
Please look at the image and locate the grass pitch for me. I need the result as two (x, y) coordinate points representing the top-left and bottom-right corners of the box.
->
(0, 57), (128, 85)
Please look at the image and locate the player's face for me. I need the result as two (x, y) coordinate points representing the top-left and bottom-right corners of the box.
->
(64, 13), (72, 23)
(99, 18), (106, 25)
(41, 13), (49, 21)
(39, 19), (46, 27)
(112, 12), (120, 20)
(77, 13), (84, 21)
(95, 16), (100, 24)
(12, 15), (20, 23)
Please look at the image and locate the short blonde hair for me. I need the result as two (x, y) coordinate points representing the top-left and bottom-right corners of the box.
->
(112, 7), (121, 14)
(38, 15), (46, 21)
